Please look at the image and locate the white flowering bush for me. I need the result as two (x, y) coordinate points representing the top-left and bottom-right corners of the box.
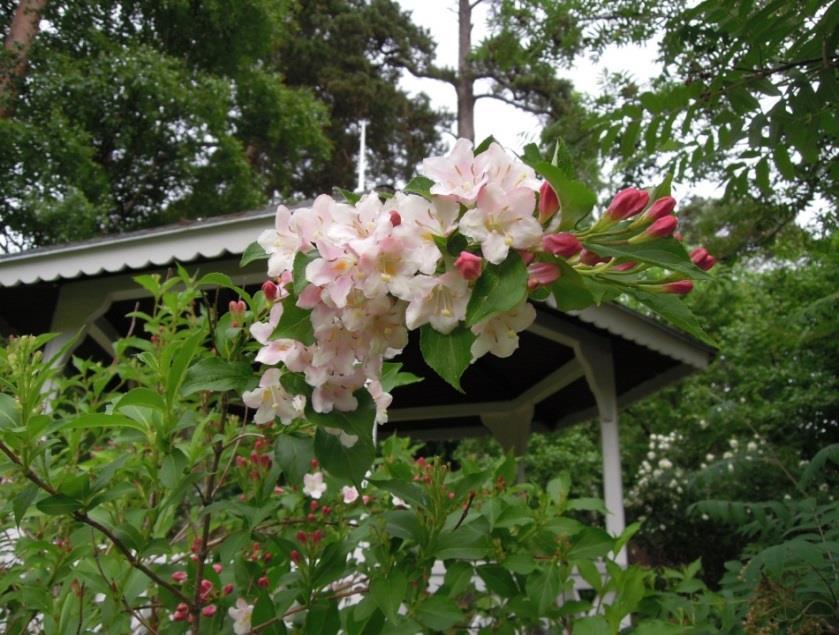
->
(0, 139), (724, 633)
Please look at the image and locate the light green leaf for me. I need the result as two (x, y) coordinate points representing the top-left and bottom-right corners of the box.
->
(531, 161), (596, 230)
(240, 241), (269, 267)
(629, 290), (715, 345)
(181, 358), (256, 395)
(583, 238), (711, 280)
(404, 175), (435, 200)
(293, 251), (318, 295)
(379, 362), (423, 394)
(0, 394), (19, 429)
(114, 388), (165, 411)
(60, 413), (148, 435)
(13, 483), (39, 526)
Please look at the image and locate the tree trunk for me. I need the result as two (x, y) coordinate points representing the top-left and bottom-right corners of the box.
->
(0, 0), (48, 118)
(456, 0), (475, 141)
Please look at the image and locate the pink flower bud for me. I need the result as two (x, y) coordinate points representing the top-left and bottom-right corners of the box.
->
(527, 263), (560, 289)
(580, 249), (609, 266)
(310, 458), (318, 470)
(607, 188), (649, 220)
(172, 610), (188, 622)
(171, 571), (187, 583)
(454, 251), (482, 281)
(257, 576), (269, 588)
(223, 583), (234, 595)
(199, 579), (213, 594)
(261, 280), (278, 301)
(191, 538), (203, 554)
(612, 261), (636, 272)
(212, 563), (223, 574)
(662, 280), (694, 295)
(362, 495), (372, 505)
(542, 232), (582, 258)
(644, 196), (676, 222)
(274, 485), (284, 495)
(516, 249), (535, 265)
(176, 603), (189, 613)
(690, 247), (716, 271)
(645, 215), (678, 239)
(309, 500), (319, 512)
(202, 604), (217, 617)
(673, 231), (684, 241)
(389, 210), (402, 227)
(538, 181), (560, 223)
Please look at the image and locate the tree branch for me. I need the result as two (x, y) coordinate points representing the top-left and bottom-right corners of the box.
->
(474, 92), (549, 117)
(0, 439), (191, 604)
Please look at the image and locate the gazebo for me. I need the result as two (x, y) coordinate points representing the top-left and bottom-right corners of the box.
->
(0, 206), (714, 564)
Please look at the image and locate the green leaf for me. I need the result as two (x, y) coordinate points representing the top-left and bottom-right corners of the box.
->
(477, 564), (518, 597)
(419, 324), (475, 393)
(60, 413), (148, 435)
(160, 449), (188, 489)
(370, 569), (408, 621)
(240, 240), (269, 267)
(368, 479), (429, 508)
(36, 494), (82, 515)
(337, 188), (361, 204)
(629, 290), (715, 345)
(166, 330), (205, 406)
(114, 388), (165, 411)
(181, 358), (256, 395)
(549, 260), (596, 311)
(433, 518), (491, 560)
(304, 599), (340, 635)
(415, 596), (464, 631)
(547, 472), (571, 507)
(773, 144), (797, 180)
(650, 172), (673, 201)
(583, 238), (712, 280)
(529, 161), (596, 230)
(0, 394), (19, 429)
(310, 395), (376, 485)
(293, 251), (318, 295)
(466, 252), (528, 326)
(474, 135), (497, 154)
(274, 435), (315, 485)
(526, 566), (561, 614)
(272, 295), (315, 345)
(13, 483), (39, 526)
(572, 616), (611, 635)
(568, 527), (614, 560)
(404, 175), (434, 200)
(379, 362), (423, 394)
(566, 497), (607, 515)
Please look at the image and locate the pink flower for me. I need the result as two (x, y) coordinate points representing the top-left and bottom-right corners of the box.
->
(249, 303), (283, 345)
(527, 262), (560, 289)
(454, 251), (482, 281)
(228, 598), (254, 635)
(305, 251), (358, 309)
(242, 368), (306, 425)
(419, 138), (487, 204)
(478, 142), (541, 193)
(538, 181), (560, 223)
(355, 234), (420, 299)
(257, 205), (304, 277)
(402, 271), (471, 334)
(303, 472), (327, 499)
(311, 376), (360, 413)
(470, 301), (537, 360)
(542, 232), (582, 258)
(342, 485), (360, 504)
(393, 193), (460, 274)
(459, 184), (542, 264)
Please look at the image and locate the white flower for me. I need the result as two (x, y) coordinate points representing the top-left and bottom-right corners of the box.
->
(342, 485), (359, 504)
(705, 453), (715, 462)
(747, 441), (758, 452)
(303, 472), (327, 499)
(647, 451), (656, 460)
(228, 598), (254, 635)
(470, 301), (536, 360)
(391, 496), (408, 508)
(729, 438), (739, 449)
(242, 368), (306, 425)
(658, 458), (673, 470)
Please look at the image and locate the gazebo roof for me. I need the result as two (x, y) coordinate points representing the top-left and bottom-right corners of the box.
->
(0, 206), (714, 439)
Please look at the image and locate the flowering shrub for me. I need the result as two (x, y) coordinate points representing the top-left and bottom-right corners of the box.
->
(0, 139), (722, 633)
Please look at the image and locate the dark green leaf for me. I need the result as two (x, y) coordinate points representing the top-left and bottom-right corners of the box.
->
(474, 135), (497, 154)
(60, 413), (148, 435)
(379, 362), (423, 394)
(314, 426), (375, 485)
(181, 358), (256, 396)
(272, 295), (315, 345)
(114, 388), (165, 411)
(370, 569), (407, 621)
(583, 238), (711, 280)
(36, 494), (82, 515)
(13, 483), (39, 526)
(293, 251), (318, 295)
(419, 324), (475, 393)
(274, 435), (315, 485)
(415, 596), (464, 631)
(477, 564), (518, 597)
(404, 175), (434, 200)
(629, 290), (715, 345)
(466, 252), (528, 326)
(529, 161), (596, 230)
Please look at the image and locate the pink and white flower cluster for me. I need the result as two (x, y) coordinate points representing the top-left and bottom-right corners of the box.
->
(247, 139), (547, 424)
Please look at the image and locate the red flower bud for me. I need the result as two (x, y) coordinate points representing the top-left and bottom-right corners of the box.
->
(580, 249), (609, 266)
(257, 576), (269, 588)
(202, 604), (217, 617)
(362, 495), (372, 505)
(321, 505), (332, 515)
(176, 603), (189, 613)
(290, 549), (301, 563)
(263, 551), (273, 562)
(690, 247), (716, 271)
(673, 231), (684, 241)
(542, 232), (582, 258)
(311, 529), (323, 544)
(296, 531), (308, 544)
(261, 280), (278, 301)
(454, 251), (482, 281)
(527, 262), (560, 289)
(235, 455), (247, 468)
(309, 500), (319, 512)
(191, 538), (203, 554)
(199, 579), (213, 594)
(212, 563), (223, 574)
(310, 458), (318, 470)
(607, 188), (649, 220)
(416, 457), (426, 468)
(171, 571), (187, 583)
(274, 485), (284, 495)
(612, 261), (636, 272)
(646, 215), (678, 239)
(172, 610), (188, 622)
(389, 210), (402, 227)
(538, 181), (560, 223)
(662, 279), (694, 295)
(307, 512), (317, 522)
(644, 196), (676, 222)
(259, 455), (272, 468)
(223, 583), (234, 595)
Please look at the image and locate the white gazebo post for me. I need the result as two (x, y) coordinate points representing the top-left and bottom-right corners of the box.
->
(577, 340), (627, 566)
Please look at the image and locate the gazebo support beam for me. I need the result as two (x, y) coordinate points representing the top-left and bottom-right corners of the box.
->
(577, 340), (627, 566)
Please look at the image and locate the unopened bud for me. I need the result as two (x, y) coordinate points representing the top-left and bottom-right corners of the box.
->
(223, 583), (234, 595)
(542, 232), (582, 258)
(171, 571), (187, 583)
(580, 249), (609, 266)
(643, 196), (676, 222)
(212, 563), (223, 574)
(454, 251), (482, 281)
(612, 261), (636, 272)
(261, 280), (278, 301)
(538, 181), (560, 223)
(661, 279), (694, 295)
(311, 529), (323, 544)
(290, 549), (302, 563)
(630, 215), (678, 243)
(257, 576), (269, 588)
(607, 188), (649, 221)
(389, 210), (402, 227)
(202, 604), (217, 617)
(527, 262), (560, 289)
(690, 247), (716, 271)
(296, 531), (308, 544)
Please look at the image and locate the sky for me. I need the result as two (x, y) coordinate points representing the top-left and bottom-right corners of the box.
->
(394, 0), (727, 202)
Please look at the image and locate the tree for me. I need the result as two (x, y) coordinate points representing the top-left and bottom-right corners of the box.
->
(0, 0), (449, 252)
(592, 0), (839, 255)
